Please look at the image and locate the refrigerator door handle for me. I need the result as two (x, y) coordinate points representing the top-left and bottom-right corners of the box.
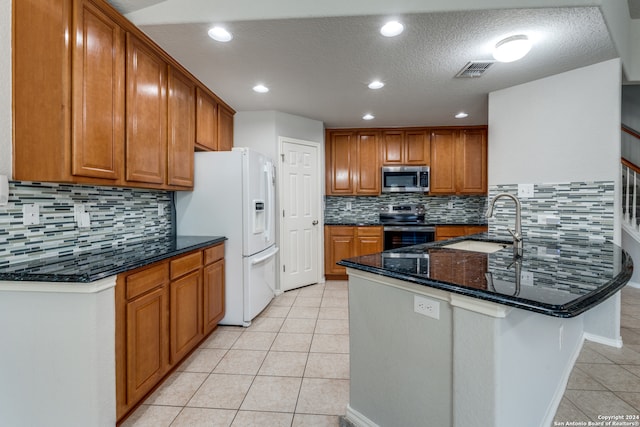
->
(264, 161), (275, 243)
(250, 246), (279, 265)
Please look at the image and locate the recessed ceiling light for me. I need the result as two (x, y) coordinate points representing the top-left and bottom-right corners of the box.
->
(363, 114), (375, 120)
(368, 80), (385, 90)
(455, 112), (469, 119)
(492, 35), (531, 63)
(380, 21), (404, 37)
(208, 26), (233, 42)
(253, 84), (269, 93)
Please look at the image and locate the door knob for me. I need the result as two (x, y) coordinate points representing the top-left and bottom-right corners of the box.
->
(312, 220), (319, 225)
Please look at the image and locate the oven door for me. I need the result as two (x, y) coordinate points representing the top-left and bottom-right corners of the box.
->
(383, 226), (435, 250)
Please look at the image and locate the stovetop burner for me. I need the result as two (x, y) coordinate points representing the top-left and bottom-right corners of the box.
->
(379, 204), (426, 224)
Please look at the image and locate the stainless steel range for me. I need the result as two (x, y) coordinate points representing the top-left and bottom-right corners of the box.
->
(379, 204), (435, 250)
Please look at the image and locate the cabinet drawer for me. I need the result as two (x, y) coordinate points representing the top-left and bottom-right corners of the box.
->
(204, 244), (224, 265)
(171, 251), (203, 279)
(126, 263), (169, 300)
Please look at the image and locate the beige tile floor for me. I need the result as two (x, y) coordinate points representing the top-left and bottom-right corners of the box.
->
(123, 281), (640, 427)
(553, 286), (640, 424)
(122, 280), (350, 427)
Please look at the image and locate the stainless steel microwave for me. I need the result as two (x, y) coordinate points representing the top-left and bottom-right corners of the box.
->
(381, 166), (429, 193)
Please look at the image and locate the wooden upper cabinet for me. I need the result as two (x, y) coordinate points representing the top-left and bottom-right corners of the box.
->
(405, 130), (430, 165)
(72, 0), (125, 181)
(13, 0), (233, 188)
(355, 131), (381, 194)
(457, 129), (487, 194)
(13, 0), (126, 184)
(326, 131), (356, 195)
(429, 128), (486, 195)
(381, 131), (404, 164)
(382, 130), (429, 165)
(218, 104), (235, 152)
(195, 87), (219, 151)
(325, 130), (380, 195)
(167, 66), (195, 187)
(430, 129), (458, 194)
(125, 33), (167, 185)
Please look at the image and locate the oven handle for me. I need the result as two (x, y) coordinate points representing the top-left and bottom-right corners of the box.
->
(383, 226), (435, 232)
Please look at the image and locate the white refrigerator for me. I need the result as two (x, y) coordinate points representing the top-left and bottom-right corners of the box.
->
(176, 147), (278, 326)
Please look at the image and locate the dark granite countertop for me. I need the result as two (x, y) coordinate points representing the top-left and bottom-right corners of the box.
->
(338, 233), (633, 318)
(324, 221), (488, 226)
(0, 235), (226, 283)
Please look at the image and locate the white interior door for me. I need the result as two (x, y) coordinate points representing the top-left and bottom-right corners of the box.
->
(280, 138), (321, 291)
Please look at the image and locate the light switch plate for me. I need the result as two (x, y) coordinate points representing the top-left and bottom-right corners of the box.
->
(23, 203), (40, 226)
(517, 183), (534, 198)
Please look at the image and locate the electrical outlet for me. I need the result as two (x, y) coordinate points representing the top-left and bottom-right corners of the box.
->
(157, 203), (165, 216)
(521, 270), (534, 286)
(447, 200), (454, 209)
(414, 295), (440, 320)
(346, 202), (352, 211)
(517, 183), (534, 198)
(23, 203), (40, 226)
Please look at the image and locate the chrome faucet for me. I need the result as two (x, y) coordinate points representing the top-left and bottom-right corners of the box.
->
(486, 193), (523, 257)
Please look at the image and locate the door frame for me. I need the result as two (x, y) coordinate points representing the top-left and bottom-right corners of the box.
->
(277, 136), (325, 292)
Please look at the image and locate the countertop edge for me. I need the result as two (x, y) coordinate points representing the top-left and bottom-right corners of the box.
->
(0, 236), (227, 284)
(338, 249), (633, 318)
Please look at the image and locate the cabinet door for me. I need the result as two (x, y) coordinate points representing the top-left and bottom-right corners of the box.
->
(324, 226), (354, 276)
(355, 131), (381, 195)
(457, 129), (487, 195)
(195, 87), (218, 151)
(71, 0), (125, 180)
(167, 66), (195, 187)
(382, 131), (404, 165)
(405, 130), (430, 165)
(430, 130), (457, 194)
(355, 226), (383, 255)
(170, 270), (203, 364)
(125, 33), (167, 185)
(217, 104), (235, 151)
(203, 259), (225, 334)
(126, 286), (168, 405)
(326, 131), (355, 195)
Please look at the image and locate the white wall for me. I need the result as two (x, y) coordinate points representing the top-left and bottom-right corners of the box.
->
(488, 59), (621, 185)
(0, 0), (12, 177)
(488, 59), (622, 246)
(234, 110), (325, 159)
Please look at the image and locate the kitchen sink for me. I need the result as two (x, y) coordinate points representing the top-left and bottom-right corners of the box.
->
(441, 240), (509, 254)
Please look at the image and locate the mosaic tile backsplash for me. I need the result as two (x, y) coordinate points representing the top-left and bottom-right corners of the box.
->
(0, 181), (173, 265)
(324, 194), (489, 224)
(488, 181), (615, 244)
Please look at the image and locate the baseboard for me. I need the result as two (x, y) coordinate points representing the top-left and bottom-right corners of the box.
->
(584, 332), (623, 348)
(344, 404), (380, 427)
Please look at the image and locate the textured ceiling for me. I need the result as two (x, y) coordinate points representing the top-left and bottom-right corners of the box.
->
(109, 2), (619, 128)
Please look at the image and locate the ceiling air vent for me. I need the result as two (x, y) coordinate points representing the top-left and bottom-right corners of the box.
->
(455, 61), (495, 78)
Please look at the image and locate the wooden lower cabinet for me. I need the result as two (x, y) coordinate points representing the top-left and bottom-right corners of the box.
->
(125, 284), (169, 407)
(116, 242), (225, 423)
(325, 225), (383, 280)
(434, 225), (488, 241)
(203, 245), (226, 334)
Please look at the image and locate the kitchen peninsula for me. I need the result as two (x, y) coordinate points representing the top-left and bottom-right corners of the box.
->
(0, 235), (226, 426)
(338, 234), (632, 427)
